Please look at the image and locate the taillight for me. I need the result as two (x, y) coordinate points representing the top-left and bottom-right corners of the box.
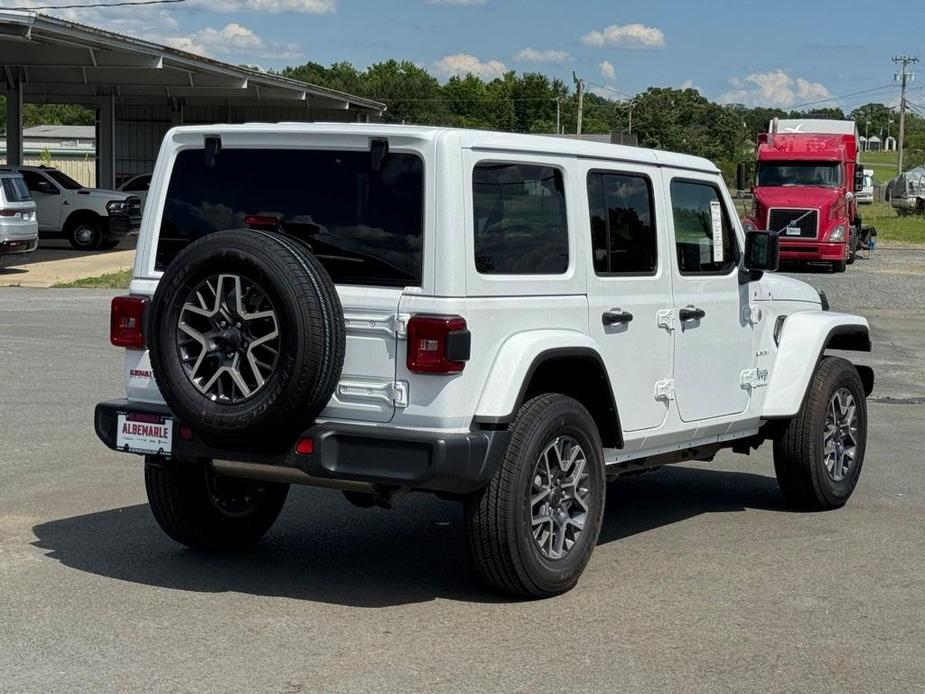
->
(0, 209), (16, 217)
(110, 295), (148, 348)
(406, 315), (470, 374)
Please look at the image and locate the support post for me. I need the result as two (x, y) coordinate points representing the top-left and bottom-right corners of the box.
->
(4, 75), (23, 166)
(97, 91), (115, 189)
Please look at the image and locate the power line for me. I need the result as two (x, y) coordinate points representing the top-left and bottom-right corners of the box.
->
(785, 83), (896, 111)
(9, 0), (187, 9)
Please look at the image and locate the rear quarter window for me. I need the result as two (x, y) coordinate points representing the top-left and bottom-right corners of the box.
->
(158, 148), (424, 287)
(2, 176), (32, 203)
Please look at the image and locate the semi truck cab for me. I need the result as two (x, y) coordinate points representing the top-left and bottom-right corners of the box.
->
(743, 119), (864, 272)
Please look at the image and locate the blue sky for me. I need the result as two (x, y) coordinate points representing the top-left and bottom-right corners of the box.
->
(18, 0), (925, 110)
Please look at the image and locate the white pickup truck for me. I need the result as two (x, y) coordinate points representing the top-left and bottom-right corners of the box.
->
(3, 165), (141, 250)
(95, 124), (874, 598)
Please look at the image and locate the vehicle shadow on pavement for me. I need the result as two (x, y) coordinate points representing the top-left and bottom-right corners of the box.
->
(31, 466), (787, 607)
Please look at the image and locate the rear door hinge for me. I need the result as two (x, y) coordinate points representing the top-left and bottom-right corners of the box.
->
(656, 309), (676, 332)
(654, 378), (676, 402)
(338, 380), (409, 408)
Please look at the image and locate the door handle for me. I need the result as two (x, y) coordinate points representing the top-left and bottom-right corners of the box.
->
(679, 307), (706, 321)
(602, 309), (634, 326)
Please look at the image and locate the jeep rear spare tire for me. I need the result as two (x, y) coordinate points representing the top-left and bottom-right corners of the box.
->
(148, 229), (345, 446)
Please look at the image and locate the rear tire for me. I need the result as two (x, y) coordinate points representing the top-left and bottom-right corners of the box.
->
(465, 394), (606, 598)
(847, 228), (857, 264)
(145, 457), (288, 550)
(773, 357), (867, 510)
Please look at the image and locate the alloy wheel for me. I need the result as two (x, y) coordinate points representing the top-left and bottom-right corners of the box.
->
(530, 435), (591, 560)
(823, 388), (859, 482)
(176, 273), (281, 404)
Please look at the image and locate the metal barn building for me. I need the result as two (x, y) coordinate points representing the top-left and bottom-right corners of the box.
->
(0, 10), (385, 188)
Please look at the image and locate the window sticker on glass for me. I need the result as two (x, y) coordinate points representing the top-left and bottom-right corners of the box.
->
(710, 200), (723, 262)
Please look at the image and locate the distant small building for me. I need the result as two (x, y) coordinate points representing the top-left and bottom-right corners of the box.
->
(867, 135), (882, 152)
(0, 124), (96, 186)
(884, 136), (897, 152)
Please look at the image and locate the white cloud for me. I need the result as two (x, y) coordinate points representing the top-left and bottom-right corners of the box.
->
(426, 0), (487, 4)
(718, 70), (831, 107)
(433, 53), (508, 80)
(515, 48), (571, 64)
(680, 79), (701, 92)
(187, 0), (338, 12)
(581, 23), (665, 49)
(168, 23), (302, 61)
(599, 60), (615, 80)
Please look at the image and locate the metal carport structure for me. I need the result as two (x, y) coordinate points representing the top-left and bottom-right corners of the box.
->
(0, 9), (385, 188)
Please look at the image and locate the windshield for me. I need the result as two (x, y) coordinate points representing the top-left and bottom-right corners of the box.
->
(158, 148), (424, 287)
(757, 162), (841, 188)
(44, 169), (84, 190)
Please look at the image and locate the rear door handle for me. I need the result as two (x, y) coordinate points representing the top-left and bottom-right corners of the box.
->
(602, 309), (634, 326)
(679, 307), (706, 321)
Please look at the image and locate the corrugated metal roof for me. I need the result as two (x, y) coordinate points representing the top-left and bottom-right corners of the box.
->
(22, 125), (95, 139)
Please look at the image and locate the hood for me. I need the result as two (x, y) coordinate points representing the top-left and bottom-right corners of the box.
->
(758, 273), (822, 304)
(754, 185), (842, 210)
(73, 188), (131, 200)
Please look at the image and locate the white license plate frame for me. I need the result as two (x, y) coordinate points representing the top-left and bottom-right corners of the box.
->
(116, 412), (173, 456)
(785, 226), (802, 236)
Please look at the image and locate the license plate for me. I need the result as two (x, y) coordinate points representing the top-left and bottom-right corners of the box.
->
(116, 412), (173, 455)
(785, 226), (801, 236)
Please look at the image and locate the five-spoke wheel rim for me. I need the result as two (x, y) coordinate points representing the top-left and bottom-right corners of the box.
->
(74, 225), (95, 245)
(531, 435), (591, 560)
(176, 273), (281, 404)
(824, 388), (859, 482)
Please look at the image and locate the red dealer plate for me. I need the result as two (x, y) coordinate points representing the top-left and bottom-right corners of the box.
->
(116, 412), (173, 456)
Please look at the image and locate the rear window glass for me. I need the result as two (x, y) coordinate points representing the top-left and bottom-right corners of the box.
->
(473, 163), (569, 275)
(158, 148), (424, 287)
(1, 176), (31, 203)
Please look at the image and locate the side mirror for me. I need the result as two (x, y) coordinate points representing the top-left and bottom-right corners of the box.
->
(36, 180), (58, 195)
(736, 163), (749, 192)
(744, 230), (779, 276)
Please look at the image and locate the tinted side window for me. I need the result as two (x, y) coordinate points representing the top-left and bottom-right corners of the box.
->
(125, 176), (150, 192)
(473, 163), (568, 275)
(588, 171), (657, 274)
(1, 176), (31, 202)
(19, 170), (47, 191)
(670, 180), (737, 275)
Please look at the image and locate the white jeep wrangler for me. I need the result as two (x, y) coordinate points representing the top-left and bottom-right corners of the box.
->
(95, 124), (873, 598)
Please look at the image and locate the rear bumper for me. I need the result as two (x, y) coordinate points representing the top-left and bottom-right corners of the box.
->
(780, 240), (846, 263)
(0, 237), (38, 255)
(94, 399), (510, 495)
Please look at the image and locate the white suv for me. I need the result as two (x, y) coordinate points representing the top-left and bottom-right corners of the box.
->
(0, 171), (38, 257)
(4, 166), (141, 250)
(95, 124), (874, 597)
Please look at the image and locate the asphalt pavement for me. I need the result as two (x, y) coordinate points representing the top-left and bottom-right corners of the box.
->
(1, 251), (924, 693)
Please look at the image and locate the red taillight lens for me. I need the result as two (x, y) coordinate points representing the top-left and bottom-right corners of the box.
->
(244, 214), (281, 229)
(110, 295), (148, 348)
(406, 315), (470, 374)
(295, 437), (314, 455)
(0, 209), (17, 217)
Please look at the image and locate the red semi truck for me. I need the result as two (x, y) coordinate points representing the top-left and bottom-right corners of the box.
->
(741, 118), (867, 273)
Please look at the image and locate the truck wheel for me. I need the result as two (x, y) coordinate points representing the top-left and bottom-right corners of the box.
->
(67, 218), (103, 250)
(144, 457), (288, 550)
(773, 357), (867, 511)
(847, 228), (857, 264)
(147, 229), (345, 447)
(832, 260), (847, 273)
(465, 394), (606, 598)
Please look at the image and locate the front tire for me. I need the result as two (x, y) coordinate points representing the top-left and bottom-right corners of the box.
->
(773, 357), (867, 510)
(145, 457), (289, 550)
(465, 394), (606, 598)
(67, 218), (103, 250)
(832, 260), (847, 273)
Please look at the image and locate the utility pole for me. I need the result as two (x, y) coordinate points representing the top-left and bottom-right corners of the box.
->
(893, 55), (919, 173)
(555, 97), (561, 134)
(572, 72), (584, 137)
